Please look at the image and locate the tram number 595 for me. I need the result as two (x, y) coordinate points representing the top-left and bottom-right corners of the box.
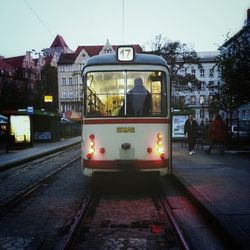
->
(117, 46), (135, 62)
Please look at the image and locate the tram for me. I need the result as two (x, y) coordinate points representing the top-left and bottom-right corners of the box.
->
(81, 46), (171, 176)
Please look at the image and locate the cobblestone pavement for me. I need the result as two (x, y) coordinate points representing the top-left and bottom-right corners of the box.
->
(0, 146), (80, 207)
(0, 159), (92, 250)
(75, 176), (181, 250)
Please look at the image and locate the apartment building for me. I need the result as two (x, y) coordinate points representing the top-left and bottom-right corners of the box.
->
(172, 51), (220, 125)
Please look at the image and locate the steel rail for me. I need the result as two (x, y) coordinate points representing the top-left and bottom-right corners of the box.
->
(158, 191), (190, 250)
(0, 156), (80, 217)
(61, 191), (98, 250)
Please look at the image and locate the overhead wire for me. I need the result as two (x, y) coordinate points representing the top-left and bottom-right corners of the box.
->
(23, 0), (54, 38)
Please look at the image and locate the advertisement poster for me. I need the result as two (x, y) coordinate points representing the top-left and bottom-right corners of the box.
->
(172, 115), (188, 138)
(10, 115), (31, 143)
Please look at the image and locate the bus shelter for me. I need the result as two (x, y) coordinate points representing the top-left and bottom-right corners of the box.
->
(3, 110), (61, 149)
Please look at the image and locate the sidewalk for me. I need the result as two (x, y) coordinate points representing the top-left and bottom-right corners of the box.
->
(172, 142), (250, 250)
(0, 136), (81, 169)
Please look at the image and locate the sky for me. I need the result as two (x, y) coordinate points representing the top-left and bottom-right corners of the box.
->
(1, 0), (249, 58)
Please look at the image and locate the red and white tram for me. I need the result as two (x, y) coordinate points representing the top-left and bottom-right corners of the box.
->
(81, 46), (171, 176)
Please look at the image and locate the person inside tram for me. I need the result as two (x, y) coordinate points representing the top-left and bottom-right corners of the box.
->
(126, 77), (152, 116)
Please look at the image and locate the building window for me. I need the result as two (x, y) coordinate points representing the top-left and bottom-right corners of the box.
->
(180, 96), (186, 105)
(190, 96), (196, 105)
(208, 95), (213, 103)
(200, 69), (205, 77)
(208, 81), (214, 90)
(62, 77), (66, 85)
(180, 69), (185, 76)
(191, 69), (195, 76)
(209, 69), (214, 77)
(69, 77), (73, 85)
(201, 81), (206, 90)
(200, 109), (204, 119)
(62, 91), (67, 98)
(217, 68), (221, 77)
(68, 92), (74, 98)
(199, 95), (205, 104)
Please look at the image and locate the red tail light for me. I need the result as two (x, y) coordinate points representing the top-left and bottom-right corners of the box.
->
(87, 153), (93, 159)
(160, 153), (166, 159)
(147, 147), (152, 153)
(100, 147), (105, 154)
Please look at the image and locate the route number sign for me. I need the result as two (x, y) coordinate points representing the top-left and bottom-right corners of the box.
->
(117, 46), (134, 61)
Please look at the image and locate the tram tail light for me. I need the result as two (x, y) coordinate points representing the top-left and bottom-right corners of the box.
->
(147, 147), (152, 153)
(156, 133), (165, 159)
(160, 153), (166, 159)
(87, 134), (95, 159)
(100, 147), (105, 154)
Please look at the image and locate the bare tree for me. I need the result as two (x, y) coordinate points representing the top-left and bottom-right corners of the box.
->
(146, 35), (201, 108)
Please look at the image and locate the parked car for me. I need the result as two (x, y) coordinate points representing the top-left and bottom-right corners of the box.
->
(230, 124), (250, 141)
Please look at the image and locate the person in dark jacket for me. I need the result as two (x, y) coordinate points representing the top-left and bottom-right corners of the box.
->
(206, 113), (226, 155)
(184, 114), (198, 155)
(126, 77), (152, 116)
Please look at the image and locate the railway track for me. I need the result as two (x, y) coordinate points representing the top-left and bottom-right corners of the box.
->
(62, 174), (190, 250)
(0, 146), (80, 217)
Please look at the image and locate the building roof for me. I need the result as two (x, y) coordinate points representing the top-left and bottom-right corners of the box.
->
(0, 59), (15, 71)
(221, 25), (250, 48)
(75, 45), (104, 57)
(58, 53), (78, 64)
(4, 56), (25, 69)
(50, 34), (69, 49)
(75, 44), (142, 57)
(220, 9), (250, 49)
(58, 44), (143, 65)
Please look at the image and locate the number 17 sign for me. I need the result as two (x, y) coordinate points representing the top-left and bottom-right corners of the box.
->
(117, 46), (135, 62)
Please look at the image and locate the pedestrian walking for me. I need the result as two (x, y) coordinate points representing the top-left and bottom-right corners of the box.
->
(206, 113), (226, 155)
(184, 114), (198, 155)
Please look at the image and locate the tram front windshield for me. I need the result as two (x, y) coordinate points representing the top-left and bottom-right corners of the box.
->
(85, 71), (167, 117)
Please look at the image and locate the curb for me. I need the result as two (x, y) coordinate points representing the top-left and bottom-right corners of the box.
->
(0, 141), (80, 171)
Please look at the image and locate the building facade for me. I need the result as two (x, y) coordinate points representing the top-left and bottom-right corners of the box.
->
(172, 51), (220, 125)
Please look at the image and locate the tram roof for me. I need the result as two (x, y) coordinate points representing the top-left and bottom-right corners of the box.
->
(83, 53), (168, 69)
